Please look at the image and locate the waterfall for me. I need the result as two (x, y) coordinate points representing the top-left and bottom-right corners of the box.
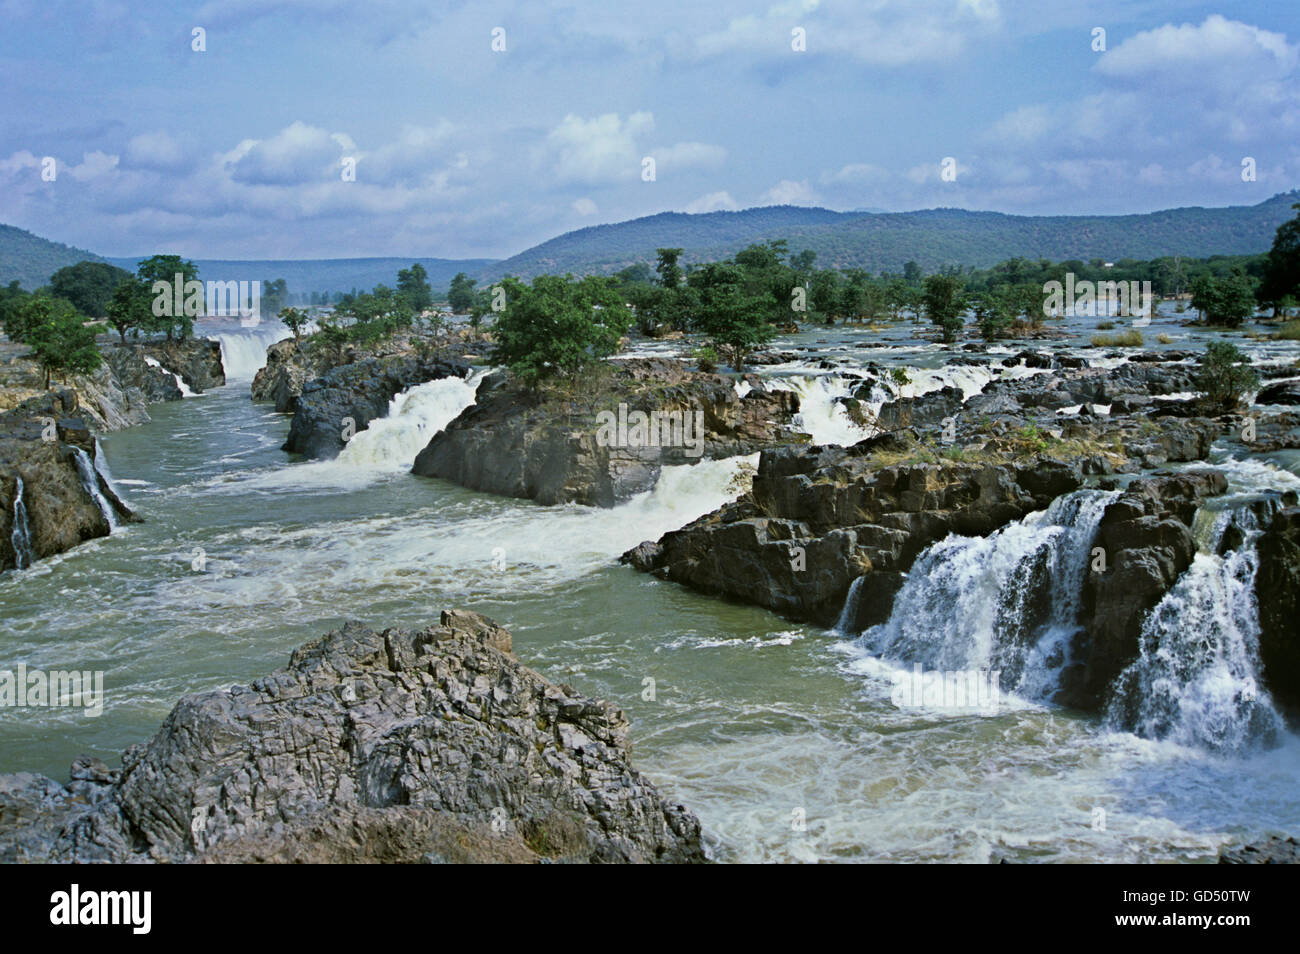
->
(337, 370), (487, 470)
(143, 355), (196, 396)
(71, 446), (119, 531)
(10, 477), (34, 569)
(849, 490), (1117, 701)
(773, 374), (877, 446)
(1105, 509), (1283, 753)
(831, 576), (866, 635)
(210, 326), (292, 381)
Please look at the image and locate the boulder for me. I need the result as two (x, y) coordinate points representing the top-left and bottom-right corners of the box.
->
(0, 611), (706, 864)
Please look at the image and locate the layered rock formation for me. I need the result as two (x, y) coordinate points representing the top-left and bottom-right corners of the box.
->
(413, 357), (806, 507)
(0, 611), (706, 864)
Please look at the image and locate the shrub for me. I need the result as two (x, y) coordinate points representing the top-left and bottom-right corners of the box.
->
(1195, 341), (1260, 411)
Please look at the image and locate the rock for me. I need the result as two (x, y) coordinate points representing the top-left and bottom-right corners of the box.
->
(1061, 470), (1228, 711)
(413, 358), (806, 507)
(1255, 505), (1300, 716)
(1255, 380), (1300, 406)
(0, 390), (137, 571)
(623, 442), (1084, 627)
(0, 611), (707, 864)
(283, 355), (471, 460)
(1219, 836), (1300, 863)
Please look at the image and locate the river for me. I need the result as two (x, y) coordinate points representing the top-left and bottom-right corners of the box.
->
(2, 310), (1300, 862)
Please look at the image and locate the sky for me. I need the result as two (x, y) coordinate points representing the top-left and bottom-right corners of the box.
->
(2, 0), (1299, 261)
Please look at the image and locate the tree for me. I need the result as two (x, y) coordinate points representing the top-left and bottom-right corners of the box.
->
(261, 278), (289, 318)
(0, 280), (33, 339)
(49, 261), (133, 317)
(136, 254), (200, 340)
(279, 306), (310, 343)
(1195, 341), (1260, 411)
(903, 261), (924, 285)
(105, 280), (152, 343)
(691, 262), (776, 371)
(1191, 272), (1256, 327)
(448, 272), (477, 313)
(1258, 202), (1300, 316)
(396, 263), (432, 312)
(655, 248), (685, 290)
(12, 295), (102, 387)
(923, 274), (966, 343)
(972, 288), (1013, 340)
(489, 274), (631, 386)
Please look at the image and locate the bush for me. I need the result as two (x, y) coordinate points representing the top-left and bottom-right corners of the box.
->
(1091, 329), (1144, 347)
(1195, 341), (1260, 410)
(693, 345), (719, 373)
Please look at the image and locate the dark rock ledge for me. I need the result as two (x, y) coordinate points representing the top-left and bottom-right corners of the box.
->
(0, 610), (707, 864)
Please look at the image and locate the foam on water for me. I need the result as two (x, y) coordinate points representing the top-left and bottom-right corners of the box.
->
(210, 326), (292, 380)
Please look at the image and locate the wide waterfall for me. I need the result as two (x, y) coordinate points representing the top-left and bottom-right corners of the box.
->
(71, 446), (119, 531)
(336, 370), (488, 470)
(10, 477), (34, 570)
(849, 490), (1116, 700)
(1105, 508), (1283, 753)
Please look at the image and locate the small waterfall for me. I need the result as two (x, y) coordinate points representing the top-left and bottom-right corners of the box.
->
(71, 446), (118, 531)
(210, 326), (292, 381)
(10, 477), (34, 569)
(1105, 509), (1283, 753)
(143, 355), (195, 396)
(850, 490), (1117, 701)
(337, 370), (487, 470)
(774, 374), (877, 446)
(830, 576), (866, 635)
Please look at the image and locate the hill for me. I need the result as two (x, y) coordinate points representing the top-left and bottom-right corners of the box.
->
(481, 191), (1300, 280)
(0, 225), (106, 289)
(103, 256), (497, 299)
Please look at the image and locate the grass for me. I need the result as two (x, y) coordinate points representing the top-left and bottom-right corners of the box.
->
(1090, 329), (1144, 347)
(1157, 333), (1174, 345)
(1276, 320), (1300, 341)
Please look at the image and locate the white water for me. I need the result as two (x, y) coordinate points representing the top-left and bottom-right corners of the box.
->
(1105, 510), (1283, 753)
(143, 356), (196, 397)
(848, 490), (1116, 701)
(9, 477), (33, 570)
(336, 370), (487, 471)
(71, 446), (118, 532)
(210, 326), (292, 380)
(775, 375), (878, 446)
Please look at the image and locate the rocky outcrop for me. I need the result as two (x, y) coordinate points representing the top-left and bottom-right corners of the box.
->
(1256, 503), (1300, 716)
(1060, 471), (1228, 712)
(413, 358), (806, 507)
(0, 611), (706, 864)
(1219, 836), (1300, 863)
(251, 337), (336, 412)
(625, 437), (1084, 627)
(0, 390), (136, 571)
(1255, 379), (1300, 406)
(140, 339), (225, 392)
(282, 355), (471, 460)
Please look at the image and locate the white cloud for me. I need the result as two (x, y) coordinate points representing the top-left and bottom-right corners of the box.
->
(572, 197), (598, 215)
(543, 111), (655, 184)
(126, 131), (189, 171)
(1095, 15), (1298, 85)
(67, 150), (119, 181)
(759, 178), (819, 205)
(683, 190), (739, 213)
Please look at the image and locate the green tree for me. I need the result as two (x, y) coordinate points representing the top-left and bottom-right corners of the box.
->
(923, 274), (966, 343)
(1191, 272), (1256, 327)
(261, 278), (289, 318)
(489, 274), (631, 386)
(448, 272), (477, 313)
(396, 263), (433, 312)
(1195, 341), (1260, 410)
(12, 295), (102, 387)
(105, 280), (152, 343)
(1258, 203), (1300, 316)
(49, 261), (133, 317)
(136, 254), (200, 340)
(279, 306), (310, 343)
(655, 247), (685, 289)
(691, 262), (776, 371)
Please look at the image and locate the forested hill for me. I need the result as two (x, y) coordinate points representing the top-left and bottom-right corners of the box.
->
(0, 225), (106, 289)
(483, 190), (1300, 280)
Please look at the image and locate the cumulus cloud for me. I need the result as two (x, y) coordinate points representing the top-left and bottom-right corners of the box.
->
(759, 178), (820, 205)
(683, 190), (740, 213)
(572, 197), (598, 215)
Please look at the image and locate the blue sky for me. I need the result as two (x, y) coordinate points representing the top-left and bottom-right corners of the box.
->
(2, 0), (1298, 261)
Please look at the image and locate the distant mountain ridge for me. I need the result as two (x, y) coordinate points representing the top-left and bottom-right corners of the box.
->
(3, 191), (1296, 293)
(479, 191), (1300, 280)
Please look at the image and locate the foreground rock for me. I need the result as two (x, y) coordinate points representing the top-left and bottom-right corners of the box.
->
(1219, 836), (1300, 863)
(0, 390), (136, 571)
(414, 358), (806, 507)
(0, 610), (706, 864)
(1255, 503), (1300, 716)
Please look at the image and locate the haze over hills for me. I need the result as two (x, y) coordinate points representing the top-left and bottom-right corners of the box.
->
(3, 190), (1296, 294)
